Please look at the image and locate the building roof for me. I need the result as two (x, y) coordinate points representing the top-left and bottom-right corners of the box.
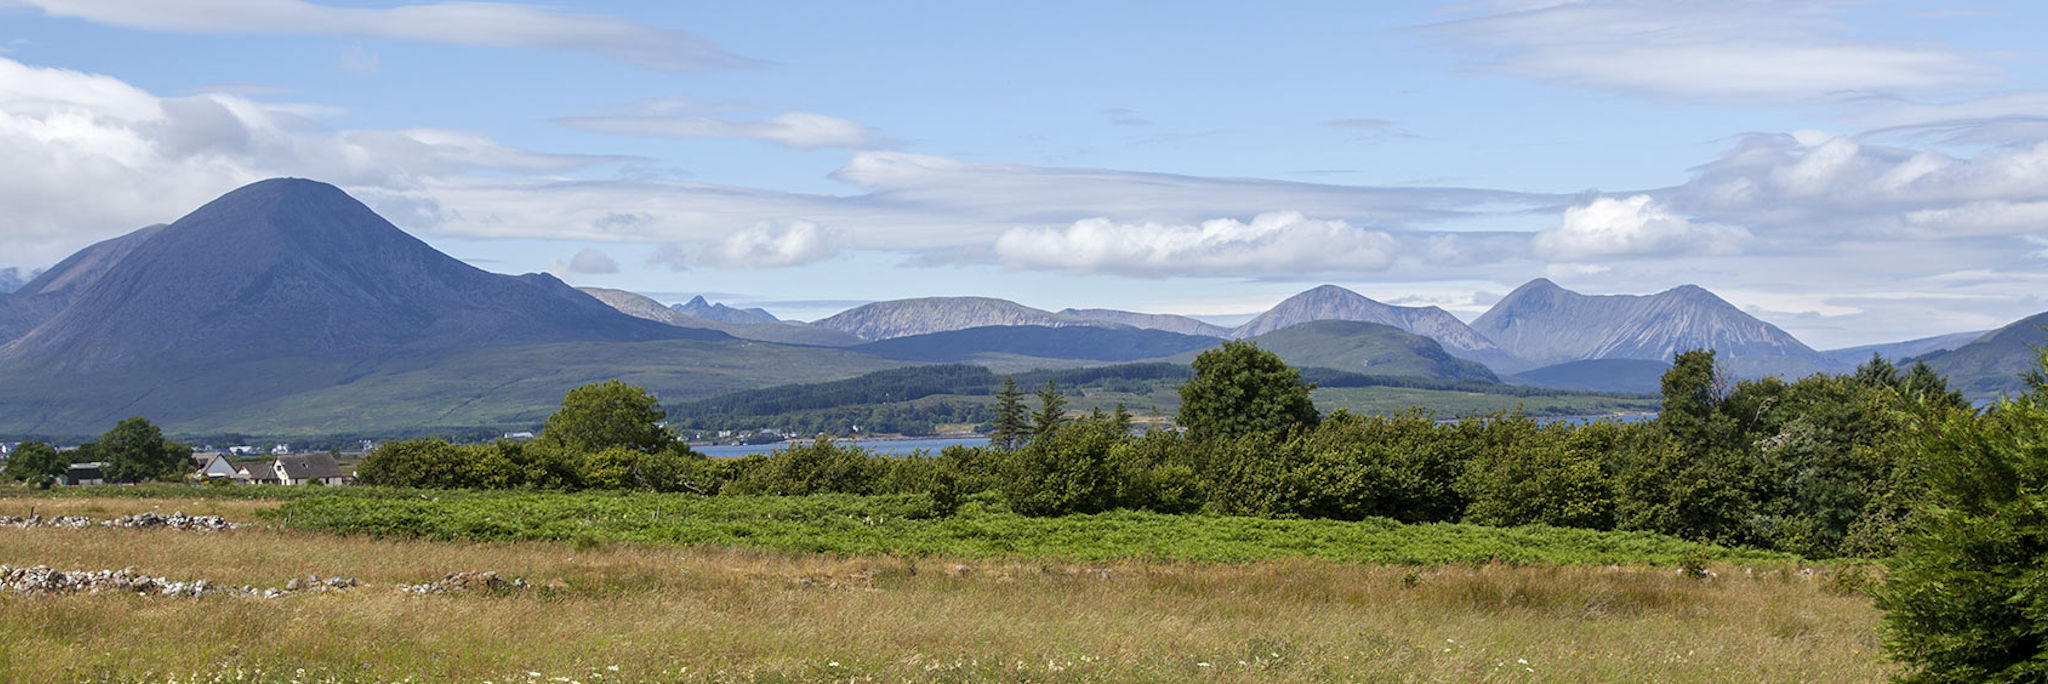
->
(239, 461), (279, 482)
(276, 453), (346, 480)
(65, 462), (104, 480)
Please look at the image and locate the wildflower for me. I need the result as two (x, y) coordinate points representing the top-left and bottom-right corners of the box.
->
(1197, 662), (1212, 667)
(828, 662), (840, 668)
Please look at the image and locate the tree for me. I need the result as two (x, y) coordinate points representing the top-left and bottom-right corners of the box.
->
(542, 379), (674, 454)
(1176, 341), (1318, 442)
(2, 442), (63, 488)
(989, 376), (1029, 452)
(1031, 380), (1067, 442)
(1879, 347), (2048, 682)
(97, 417), (191, 483)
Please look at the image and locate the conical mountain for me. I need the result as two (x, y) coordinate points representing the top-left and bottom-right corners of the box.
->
(0, 178), (705, 371)
(1230, 285), (1515, 368)
(1471, 278), (1816, 370)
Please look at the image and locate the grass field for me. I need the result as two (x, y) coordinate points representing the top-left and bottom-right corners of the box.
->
(0, 490), (1890, 682)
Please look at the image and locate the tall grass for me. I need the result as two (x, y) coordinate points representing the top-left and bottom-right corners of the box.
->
(0, 518), (1886, 683)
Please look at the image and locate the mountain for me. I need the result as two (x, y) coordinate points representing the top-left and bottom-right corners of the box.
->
(0, 178), (711, 373)
(672, 295), (779, 325)
(1471, 279), (1819, 373)
(0, 224), (166, 344)
(1230, 285), (1516, 369)
(1058, 308), (1230, 338)
(1919, 312), (2048, 400)
(814, 296), (1121, 341)
(580, 287), (861, 346)
(1820, 330), (1987, 368)
(1177, 319), (1498, 383)
(1509, 359), (1671, 395)
(852, 325), (1220, 363)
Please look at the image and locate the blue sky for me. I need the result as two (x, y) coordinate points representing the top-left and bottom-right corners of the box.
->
(2, 1), (2046, 348)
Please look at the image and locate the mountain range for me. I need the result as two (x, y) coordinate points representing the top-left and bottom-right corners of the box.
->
(0, 177), (2032, 436)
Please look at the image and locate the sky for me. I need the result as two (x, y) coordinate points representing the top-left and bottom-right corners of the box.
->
(1, 0), (2046, 349)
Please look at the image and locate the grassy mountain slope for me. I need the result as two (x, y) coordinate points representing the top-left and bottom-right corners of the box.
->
(1178, 320), (1499, 383)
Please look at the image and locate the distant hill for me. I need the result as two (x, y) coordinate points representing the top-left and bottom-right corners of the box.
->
(672, 295), (779, 325)
(814, 296), (1120, 341)
(1180, 319), (1499, 383)
(580, 287), (861, 346)
(1820, 330), (1987, 368)
(1510, 358), (1672, 394)
(0, 178), (707, 374)
(1919, 311), (2048, 400)
(853, 325), (1220, 363)
(1058, 308), (1229, 337)
(1231, 285), (1517, 369)
(1471, 278), (1820, 374)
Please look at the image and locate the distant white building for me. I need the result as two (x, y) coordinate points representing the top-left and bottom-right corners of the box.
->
(270, 444), (292, 456)
(192, 453), (240, 480)
(229, 446), (257, 456)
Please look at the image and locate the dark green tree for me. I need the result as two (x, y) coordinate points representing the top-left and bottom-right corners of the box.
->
(1111, 403), (1135, 436)
(2, 442), (64, 488)
(1880, 347), (2048, 682)
(1031, 380), (1067, 442)
(990, 376), (1029, 452)
(542, 379), (674, 454)
(1176, 341), (1318, 442)
(96, 417), (192, 483)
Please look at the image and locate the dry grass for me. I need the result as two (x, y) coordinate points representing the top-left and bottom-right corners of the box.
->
(0, 498), (1890, 682)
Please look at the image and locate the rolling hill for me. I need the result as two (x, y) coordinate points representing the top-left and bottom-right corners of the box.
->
(1057, 308), (1230, 337)
(1181, 319), (1499, 383)
(852, 325), (1221, 363)
(1918, 311), (2048, 400)
(1509, 358), (1673, 395)
(814, 296), (1122, 341)
(1231, 285), (1517, 369)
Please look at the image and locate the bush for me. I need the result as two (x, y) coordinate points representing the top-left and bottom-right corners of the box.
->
(1879, 367), (2048, 682)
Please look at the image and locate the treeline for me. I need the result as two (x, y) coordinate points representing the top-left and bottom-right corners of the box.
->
(358, 344), (1966, 560)
(2, 417), (193, 487)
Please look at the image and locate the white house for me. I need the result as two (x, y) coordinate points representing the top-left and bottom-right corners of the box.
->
(274, 453), (350, 486)
(192, 453), (240, 480)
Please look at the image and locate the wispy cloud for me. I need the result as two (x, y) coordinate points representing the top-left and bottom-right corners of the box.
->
(9, 0), (755, 71)
(560, 111), (880, 150)
(1423, 0), (1995, 103)
(994, 212), (1399, 278)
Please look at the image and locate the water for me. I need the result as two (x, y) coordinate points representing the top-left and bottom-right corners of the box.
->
(694, 436), (985, 459)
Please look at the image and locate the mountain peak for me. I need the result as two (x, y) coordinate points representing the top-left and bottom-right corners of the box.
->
(1230, 284), (1511, 365)
(685, 295), (710, 307)
(1472, 281), (1815, 370)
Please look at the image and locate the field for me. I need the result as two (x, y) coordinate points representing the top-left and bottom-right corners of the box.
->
(0, 489), (1890, 682)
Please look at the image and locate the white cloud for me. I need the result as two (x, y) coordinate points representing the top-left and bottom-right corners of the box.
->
(1426, 1), (1995, 103)
(695, 222), (840, 269)
(560, 112), (878, 149)
(8, 0), (751, 71)
(994, 212), (1399, 278)
(1673, 134), (2048, 238)
(0, 56), (630, 266)
(1533, 195), (1749, 261)
(566, 247), (618, 274)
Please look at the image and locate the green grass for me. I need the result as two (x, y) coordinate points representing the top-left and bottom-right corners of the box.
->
(250, 489), (1786, 566)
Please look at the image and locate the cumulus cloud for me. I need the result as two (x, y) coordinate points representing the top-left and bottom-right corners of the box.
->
(1533, 195), (1749, 261)
(994, 212), (1399, 278)
(0, 56), (643, 266)
(1671, 133), (2048, 239)
(560, 111), (878, 149)
(1425, 1), (1994, 103)
(9, 0), (752, 71)
(695, 222), (840, 269)
(566, 247), (618, 274)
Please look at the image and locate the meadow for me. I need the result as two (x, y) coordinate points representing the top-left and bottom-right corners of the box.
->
(0, 489), (1889, 683)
